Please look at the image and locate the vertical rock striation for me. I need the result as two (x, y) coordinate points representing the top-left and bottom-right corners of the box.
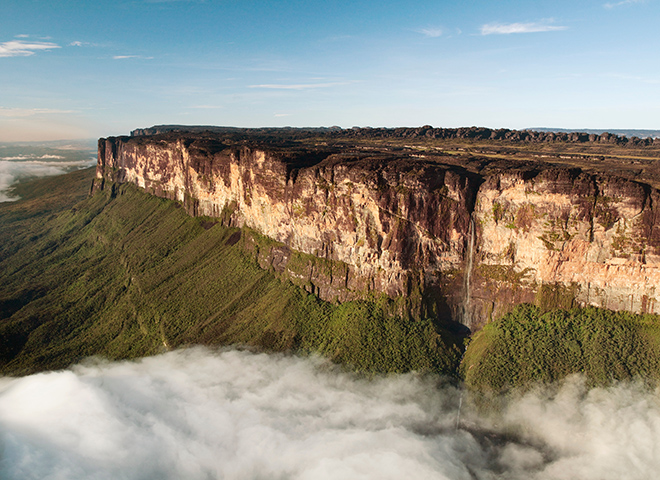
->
(473, 168), (660, 325)
(95, 134), (660, 330)
(95, 136), (478, 318)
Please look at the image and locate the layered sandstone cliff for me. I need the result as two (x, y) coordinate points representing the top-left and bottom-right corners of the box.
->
(472, 168), (660, 325)
(95, 132), (660, 330)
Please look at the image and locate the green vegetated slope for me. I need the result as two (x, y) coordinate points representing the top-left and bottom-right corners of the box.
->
(3, 169), (660, 388)
(461, 304), (660, 391)
(0, 169), (461, 376)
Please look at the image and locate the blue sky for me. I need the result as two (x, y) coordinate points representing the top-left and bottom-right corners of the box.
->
(1, 0), (659, 140)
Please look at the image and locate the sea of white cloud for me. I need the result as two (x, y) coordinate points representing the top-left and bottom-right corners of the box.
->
(0, 155), (95, 202)
(1, 347), (659, 480)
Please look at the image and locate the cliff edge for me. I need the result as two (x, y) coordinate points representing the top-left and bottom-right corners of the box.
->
(94, 129), (660, 330)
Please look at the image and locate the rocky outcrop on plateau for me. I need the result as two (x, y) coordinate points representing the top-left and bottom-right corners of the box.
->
(131, 124), (660, 146)
(95, 131), (660, 330)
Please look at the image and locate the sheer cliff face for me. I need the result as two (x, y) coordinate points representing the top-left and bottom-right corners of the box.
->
(96, 137), (477, 303)
(472, 169), (660, 324)
(96, 136), (660, 329)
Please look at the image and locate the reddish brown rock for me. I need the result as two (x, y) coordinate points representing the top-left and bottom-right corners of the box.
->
(95, 132), (660, 331)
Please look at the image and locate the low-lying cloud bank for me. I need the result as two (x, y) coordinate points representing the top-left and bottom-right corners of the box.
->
(1, 348), (659, 479)
(0, 157), (95, 202)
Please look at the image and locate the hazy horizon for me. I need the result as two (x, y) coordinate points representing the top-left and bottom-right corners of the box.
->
(4, 125), (660, 144)
(3, 0), (660, 141)
(0, 142), (96, 201)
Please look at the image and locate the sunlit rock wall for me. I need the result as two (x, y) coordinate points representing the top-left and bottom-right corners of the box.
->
(472, 168), (660, 325)
(96, 135), (660, 330)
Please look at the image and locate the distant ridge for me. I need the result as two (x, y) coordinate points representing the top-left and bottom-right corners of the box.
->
(130, 125), (337, 136)
(131, 124), (660, 146)
(530, 128), (660, 139)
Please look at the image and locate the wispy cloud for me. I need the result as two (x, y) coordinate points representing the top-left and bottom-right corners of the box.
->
(0, 107), (76, 118)
(190, 105), (223, 109)
(248, 82), (349, 90)
(0, 157), (95, 202)
(145, 0), (206, 3)
(274, 113), (292, 117)
(604, 0), (645, 8)
(418, 28), (443, 38)
(113, 55), (153, 60)
(0, 40), (60, 57)
(69, 41), (97, 47)
(480, 22), (567, 35)
(70, 40), (103, 48)
(1, 154), (64, 161)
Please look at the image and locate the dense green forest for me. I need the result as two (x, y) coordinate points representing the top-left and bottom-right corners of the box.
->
(2, 168), (659, 390)
(462, 304), (660, 390)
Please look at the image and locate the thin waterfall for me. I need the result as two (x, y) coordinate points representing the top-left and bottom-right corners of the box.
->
(456, 214), (475, 431)
(455, 391), (463, 430)
(463, 214), (476, 325)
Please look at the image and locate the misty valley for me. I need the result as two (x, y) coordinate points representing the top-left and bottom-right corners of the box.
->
(3, 348), (659, 479)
